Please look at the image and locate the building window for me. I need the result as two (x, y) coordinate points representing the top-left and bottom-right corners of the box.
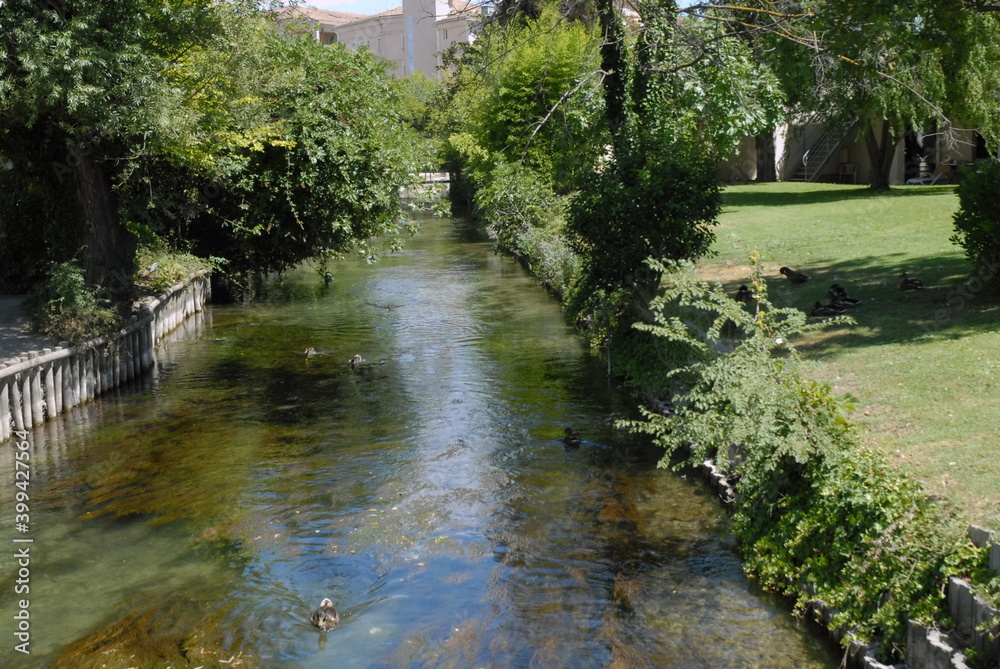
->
(443, 29), (448, 39)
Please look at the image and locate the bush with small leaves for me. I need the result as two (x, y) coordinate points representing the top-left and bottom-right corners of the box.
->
(952, 158), (1000, 286)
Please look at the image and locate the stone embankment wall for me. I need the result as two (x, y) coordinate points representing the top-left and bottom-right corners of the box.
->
(0, 272), (210, 441)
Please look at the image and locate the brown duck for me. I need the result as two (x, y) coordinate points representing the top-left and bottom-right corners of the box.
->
(562, 428), (582, 450)
(810, 301), (845, 317)
(780, 267), (809, 284)
(310, 598), (340, 630)
(826, 285), (860, 308)
(900, 272), (925, 290)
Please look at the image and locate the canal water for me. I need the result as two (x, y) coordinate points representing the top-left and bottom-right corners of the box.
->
(0, 216), (837, 668)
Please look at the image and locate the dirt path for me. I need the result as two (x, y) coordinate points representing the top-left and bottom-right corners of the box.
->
(0, 296), (60, 362)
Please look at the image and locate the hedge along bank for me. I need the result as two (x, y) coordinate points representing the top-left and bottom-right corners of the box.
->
(619, 258), (999, 667)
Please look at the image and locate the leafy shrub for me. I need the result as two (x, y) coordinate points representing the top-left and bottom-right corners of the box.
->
(25, 262), (119, 343)
(620, 256), (984, 662)
(134, 242), (213, 294)
(566, 140), (721, 330)
(517, 226), (581, 298)
(474, 162), (562, 256)
(952, 158), (1000, 284)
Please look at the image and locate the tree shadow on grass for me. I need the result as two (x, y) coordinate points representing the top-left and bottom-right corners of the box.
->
(721, 183), (956, 210)
(722, 252), (999, 359)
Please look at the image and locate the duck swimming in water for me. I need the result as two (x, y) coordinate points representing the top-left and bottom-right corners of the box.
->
(780, 267), (809, 285)
(310, 598), (340, 630)
(810, 301), (845, 317)
(304, 347), (317, 358)
(349, 354), (364, 366)
(900, 272), (925, 290)
(563, 428), (582, 450)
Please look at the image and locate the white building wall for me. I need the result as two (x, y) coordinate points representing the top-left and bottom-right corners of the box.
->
(402, 0), (449, 76)
(335, 15), (406, 77)
(325, 2), (479, 79)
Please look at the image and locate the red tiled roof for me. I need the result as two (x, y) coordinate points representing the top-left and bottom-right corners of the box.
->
(446, 0), (481, 18)
(367, 7), (404, 18)
(271, 6), (368, 26)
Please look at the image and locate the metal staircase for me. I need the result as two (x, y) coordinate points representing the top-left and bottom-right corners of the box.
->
(790, 121), (855, 182)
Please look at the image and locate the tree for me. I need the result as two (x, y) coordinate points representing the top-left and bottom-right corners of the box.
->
(1, 0), (430, 296)
(0, 0), (221, 292)
(951, 157), (1000, 281)
(686, 1), (1000, 189)
(446, 6), (605, 193)
(569, 0), (780, 326)
(124, 9), (430, 279)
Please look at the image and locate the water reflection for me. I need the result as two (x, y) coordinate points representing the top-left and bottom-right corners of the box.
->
(0, 217), (836, 668)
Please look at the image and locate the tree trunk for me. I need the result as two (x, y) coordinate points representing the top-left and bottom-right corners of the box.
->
(596, 0), (628, 140)
(755, 131), (777, 182)
(865, 122), (898, 190)
(69, 144), (136, 296)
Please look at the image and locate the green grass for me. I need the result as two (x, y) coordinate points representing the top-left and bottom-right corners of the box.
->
(699, 182), (1000, 528)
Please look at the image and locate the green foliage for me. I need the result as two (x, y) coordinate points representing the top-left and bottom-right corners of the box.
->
(473, 163), (559, 251)
(620, 255), (986, 661)
(648, 8), (787, 154)
(398, 71), (441, 137)
(447, 6), (605, 192)
(0, 0), (226, 287)
(134, 244), (212, 295)
(621, 255), (856, 477)
(951, 158), (1000, 283)
(182, 27), (431, 276)
(24, 262), (118, 344)
(470, 162), (582, 297)
(566, 141), (721, 326)
(1, 0), (430, 301)
(739, 444), (976, 655)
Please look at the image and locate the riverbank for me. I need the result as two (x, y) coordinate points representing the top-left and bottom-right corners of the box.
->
(703, 182), (999, 528)
(473, 181), (1000, 666)
(0, 271), (210, 441)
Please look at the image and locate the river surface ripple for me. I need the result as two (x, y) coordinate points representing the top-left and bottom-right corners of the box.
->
(0, 216), (837, 668)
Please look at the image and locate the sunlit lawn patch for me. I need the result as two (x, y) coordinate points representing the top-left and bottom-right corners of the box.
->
(698, 182), (1000, 527)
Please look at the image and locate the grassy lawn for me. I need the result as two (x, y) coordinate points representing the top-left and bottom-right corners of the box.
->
(699, 182), (1000, 529)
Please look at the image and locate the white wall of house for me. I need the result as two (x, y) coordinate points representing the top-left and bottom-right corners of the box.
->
(336, 13), (406, 77)
(436, 14), (474, 66)
(324, 2), (478, 79)
(401, 0), (449, 76)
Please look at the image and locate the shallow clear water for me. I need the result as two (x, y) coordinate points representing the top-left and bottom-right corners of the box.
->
(0, 216), (837, 668)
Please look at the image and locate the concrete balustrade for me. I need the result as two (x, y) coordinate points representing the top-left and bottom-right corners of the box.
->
(0, 272), (210, 441)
